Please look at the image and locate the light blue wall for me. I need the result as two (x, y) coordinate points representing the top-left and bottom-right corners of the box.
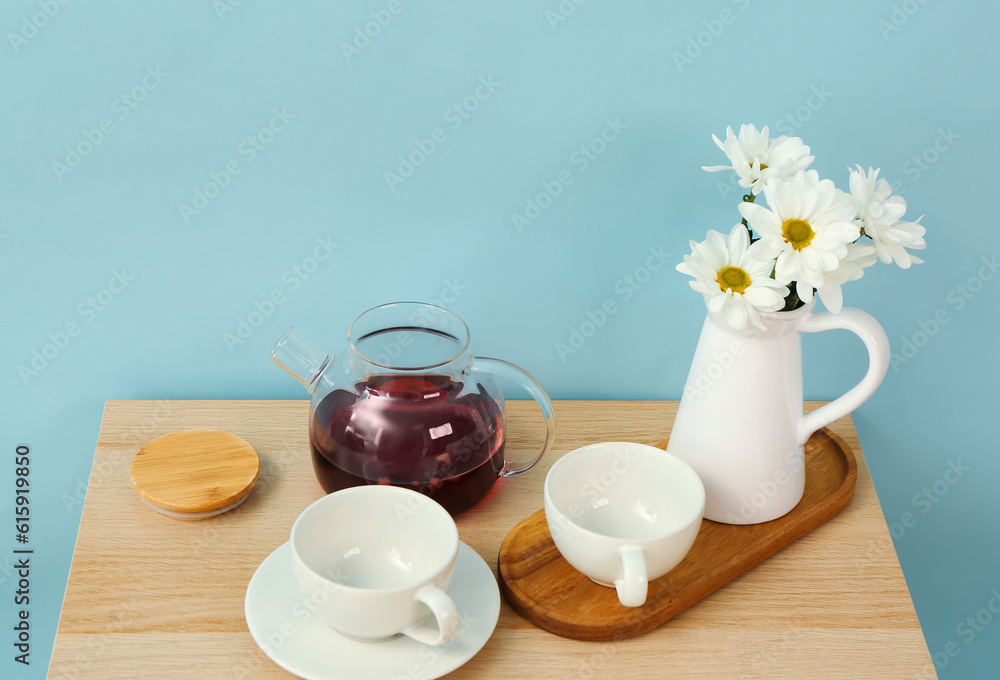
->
(2, 1), (997, 677)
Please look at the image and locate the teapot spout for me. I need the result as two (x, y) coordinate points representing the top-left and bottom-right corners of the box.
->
(270, 327), (332, 393)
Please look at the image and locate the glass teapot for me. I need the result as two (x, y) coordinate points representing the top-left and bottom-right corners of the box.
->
(270, 302), (556, 515)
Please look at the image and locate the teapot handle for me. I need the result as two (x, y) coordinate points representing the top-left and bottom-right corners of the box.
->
(470, 357), (556, 477)
(796, 307), (890, 447)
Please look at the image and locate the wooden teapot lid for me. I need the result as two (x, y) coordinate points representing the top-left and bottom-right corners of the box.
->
(130, 429), (260, 519)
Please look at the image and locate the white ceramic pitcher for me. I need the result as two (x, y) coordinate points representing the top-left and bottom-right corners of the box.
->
(667, 300), (889, 524)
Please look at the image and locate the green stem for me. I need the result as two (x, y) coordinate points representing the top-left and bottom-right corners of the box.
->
(781, 286), (806, 312)
(741, 191), (757, 241)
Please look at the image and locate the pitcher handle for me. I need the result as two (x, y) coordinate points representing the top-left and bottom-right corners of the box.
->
(470, 357), (556, 476)
(796, 307), (890, 447)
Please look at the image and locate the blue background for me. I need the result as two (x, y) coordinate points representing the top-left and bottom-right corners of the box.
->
(2, 1), (997, 678)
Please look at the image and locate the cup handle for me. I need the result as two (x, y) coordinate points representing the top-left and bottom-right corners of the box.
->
(470, 357), (556, 477)
(614, 545), (648, 607)
(796, 307), (890, 447)
(403, 585), (460, 646)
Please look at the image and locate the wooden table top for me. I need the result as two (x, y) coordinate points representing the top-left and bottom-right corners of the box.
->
(48, 400), (934, 680)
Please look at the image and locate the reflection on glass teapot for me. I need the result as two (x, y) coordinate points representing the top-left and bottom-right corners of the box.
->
(270, 302), (556, 516)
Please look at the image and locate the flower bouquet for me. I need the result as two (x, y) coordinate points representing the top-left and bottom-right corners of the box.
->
(677, 124), (927, 330)
(665, 124), (922, 524)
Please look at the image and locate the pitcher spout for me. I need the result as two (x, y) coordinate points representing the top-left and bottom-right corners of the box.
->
(270, 327), (332, 393)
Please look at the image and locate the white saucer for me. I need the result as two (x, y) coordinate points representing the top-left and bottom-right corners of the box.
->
(245, 541), (500, 680)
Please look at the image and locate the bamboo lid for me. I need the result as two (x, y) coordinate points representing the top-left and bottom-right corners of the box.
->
(130, 429), (260, 519)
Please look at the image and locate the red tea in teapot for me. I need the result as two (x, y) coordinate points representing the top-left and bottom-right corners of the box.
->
(271, 305), (555, 516)
(309, 373), (505, 515)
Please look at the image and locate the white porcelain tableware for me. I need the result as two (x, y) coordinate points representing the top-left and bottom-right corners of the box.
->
(668, 300), (888, 524)
(290, 485), (460, 645)
(245, 541), (500, 680)
(544, 442), (705, 607)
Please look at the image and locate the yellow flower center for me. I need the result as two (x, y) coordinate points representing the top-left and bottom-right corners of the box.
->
(754, 162), (768, 170)
(716, 266), (751, 294)
(782, 218), (815, 250)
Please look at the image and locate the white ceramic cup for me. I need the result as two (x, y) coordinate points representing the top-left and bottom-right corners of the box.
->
(544, 442), (706, 607)
(290, 486), (460, 645)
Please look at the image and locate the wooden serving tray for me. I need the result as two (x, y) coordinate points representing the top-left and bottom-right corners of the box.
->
(497, 427), (858, 641)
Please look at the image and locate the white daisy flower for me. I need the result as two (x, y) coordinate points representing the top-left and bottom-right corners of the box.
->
(815, 242), (878, 313)
(739, 170), (860, 304)
(702, 124), (814, 195)
(676, 224), (789, 331)
(846, 165), (926, 268)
